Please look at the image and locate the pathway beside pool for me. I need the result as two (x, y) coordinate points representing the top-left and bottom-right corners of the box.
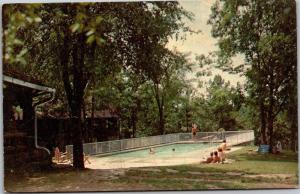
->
(85, 146), (242, 169)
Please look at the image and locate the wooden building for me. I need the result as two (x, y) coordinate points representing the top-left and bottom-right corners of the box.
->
(3, 66), (55, 171)
(36, 109), (120, 151)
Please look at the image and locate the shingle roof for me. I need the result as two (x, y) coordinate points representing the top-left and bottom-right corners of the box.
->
(3, 64), (47, 87)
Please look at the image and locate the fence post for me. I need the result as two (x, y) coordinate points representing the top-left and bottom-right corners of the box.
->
(108, 141), (111, 153)
(95, 142), (97, 155)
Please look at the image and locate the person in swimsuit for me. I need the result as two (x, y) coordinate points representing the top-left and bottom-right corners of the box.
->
(201, 152), (214, 163)
(149, 148), (155, 154)
(212, 151), (221, 163)
(218, 148), (225, 163)
(192, 123), (197, 140)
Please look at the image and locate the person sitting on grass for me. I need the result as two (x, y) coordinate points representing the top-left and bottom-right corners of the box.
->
(212, 151), (221, 163)
(276, 140), (282, 154)
(84, 153), (91, 164)
(218, 148), (225, 163)
(201, 152), (214, 163)
(272, 140), (283, 154)
(54, 147), (68, 163)
(54, 147), (61, 163)
(219, 139), (231, 151)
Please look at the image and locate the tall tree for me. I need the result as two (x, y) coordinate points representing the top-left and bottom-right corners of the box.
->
(208, 0), (297, 148)
(147, 51), (191, 134)
(3, 2), (193, 168)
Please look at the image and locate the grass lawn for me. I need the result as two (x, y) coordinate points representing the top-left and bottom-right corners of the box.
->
(4, 146), (299, 192)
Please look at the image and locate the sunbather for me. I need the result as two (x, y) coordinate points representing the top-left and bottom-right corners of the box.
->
(212, 151), (221, 163)
(54, 147), (61, 162)
(201, 152), (214, 163)
(218, 148), (225, 163)
(219, 140), (231, 151)
(84, 153), (91, 164)
(54, 147), (69, 163)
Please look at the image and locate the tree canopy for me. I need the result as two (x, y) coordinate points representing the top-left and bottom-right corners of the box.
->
(208, 0), (297, 148)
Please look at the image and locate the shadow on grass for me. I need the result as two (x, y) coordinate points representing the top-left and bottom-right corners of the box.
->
(228, 148), (298, 163)
(4, 147), (298, 192)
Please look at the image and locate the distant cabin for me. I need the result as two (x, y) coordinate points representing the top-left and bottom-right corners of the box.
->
(36, 109), (121, 151)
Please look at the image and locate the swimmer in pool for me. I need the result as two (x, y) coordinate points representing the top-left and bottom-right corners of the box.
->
(149, 148), (155, 154)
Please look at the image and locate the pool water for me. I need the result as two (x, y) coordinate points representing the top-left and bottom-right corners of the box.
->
(102, 143), (217, 159)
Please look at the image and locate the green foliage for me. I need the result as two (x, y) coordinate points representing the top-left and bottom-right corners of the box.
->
(2, 2), (195, 168)
(190, 75), (246, 131)
(208, 0), (297, 147)
(3, 1), (297, 154)
(3, 4), (42, 66)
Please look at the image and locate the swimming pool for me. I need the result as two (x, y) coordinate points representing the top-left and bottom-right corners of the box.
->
(97, 142), (217, 159)
(86, 142), (240, 169)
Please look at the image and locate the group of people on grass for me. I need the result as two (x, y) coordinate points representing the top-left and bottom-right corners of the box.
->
(202, 139), (231, 164)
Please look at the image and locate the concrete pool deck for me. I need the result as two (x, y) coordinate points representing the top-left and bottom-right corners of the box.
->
(85, 146), (243, 170)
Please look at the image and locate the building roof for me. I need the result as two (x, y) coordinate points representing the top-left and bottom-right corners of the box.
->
(3, 64), (55, 92)
(3, 64), (44, 86)
(37, 109), (118, 119)
(86, 110), (119, 118)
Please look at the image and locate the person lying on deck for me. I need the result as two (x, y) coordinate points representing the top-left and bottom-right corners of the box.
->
(62, 152), (91, 165)
(201, 152), (214, 164)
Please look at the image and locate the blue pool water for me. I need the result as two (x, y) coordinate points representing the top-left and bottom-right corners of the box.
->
(102, 143), (216, 158)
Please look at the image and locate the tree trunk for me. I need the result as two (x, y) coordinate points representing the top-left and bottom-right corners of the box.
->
(267, 112), (274, 151)
(71, 34), (86, 169)
(153, 83), (165, 135)
(260, 100), (267, 144)
(90, 92), (95, 141)
(185, 105), (189, 132)
(131, 107), (137, 138)
(158, 105), (165, 135)
(82, 100), (87, 142)
(289, 92), (297, 152)
(290, 115), (297, 152)
(91, 92), (95, 130)
(60, 32), (86, 169)
(267, 71), (275, 152)
(70, 105), (84, 169)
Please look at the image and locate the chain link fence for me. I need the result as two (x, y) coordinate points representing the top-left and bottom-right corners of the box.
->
(66, 130), (254, 155)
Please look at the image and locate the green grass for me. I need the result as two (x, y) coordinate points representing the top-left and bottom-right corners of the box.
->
(113, 146), (298, 190)
(193, 146), (298, 174)
(4, 146), (299, 191)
